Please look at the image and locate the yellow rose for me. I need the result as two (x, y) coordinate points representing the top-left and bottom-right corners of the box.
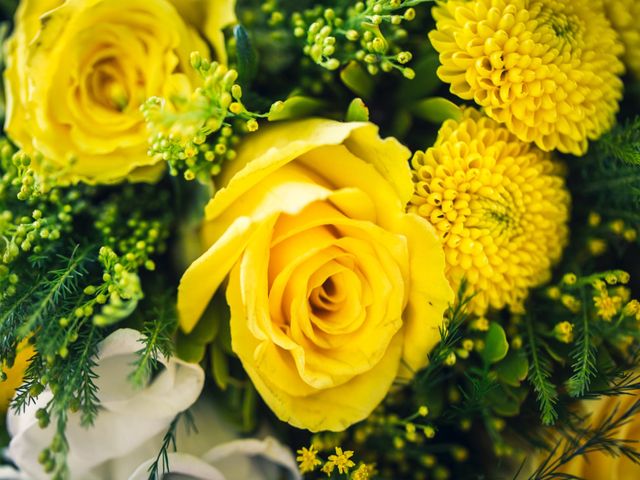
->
(178, 119), (453, 431)
(557, 393), (640, 478)
(3, 0), (236, 184)
(0, 340), (34, 413)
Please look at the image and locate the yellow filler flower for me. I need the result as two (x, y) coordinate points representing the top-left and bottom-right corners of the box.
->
(604, 0), (640, 78)
(409, 108), (570, 314)
(429, 0), (625, 156)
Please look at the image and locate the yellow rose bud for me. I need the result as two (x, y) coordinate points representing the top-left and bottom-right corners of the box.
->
(178, 119), (453, 431)
(1, 340), (35, 413)
(4, 0), (235, 184)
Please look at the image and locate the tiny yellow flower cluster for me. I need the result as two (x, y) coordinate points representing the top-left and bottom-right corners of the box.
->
(409, 108), (570, 314)
(429, 0), (625, 155)
(327, 447), (356, 474)
(297, 445), (322, 474)
(592, 279), (624, 322)
(547, 270), (638, 326)
(593, 293), (622, 321)
(297, 444), (372, 478)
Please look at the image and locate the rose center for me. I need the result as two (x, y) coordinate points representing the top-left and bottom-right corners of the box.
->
(88, 58), (132, 112)
(308, 272), (349, 318)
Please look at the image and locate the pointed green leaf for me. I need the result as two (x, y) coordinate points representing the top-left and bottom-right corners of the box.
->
(340, 61), (374, 99)
(346, 98), (370, 122)
(211, 343), (230, 390)
(482, 322), (509, 365)
(412, 97), (462, 124)
(234, 25), (258, 87)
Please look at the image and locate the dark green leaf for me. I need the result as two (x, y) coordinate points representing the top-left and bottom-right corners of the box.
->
(234, 25), (258, 87)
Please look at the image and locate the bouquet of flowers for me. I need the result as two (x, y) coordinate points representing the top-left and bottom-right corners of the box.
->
(1, 0), (639, 478)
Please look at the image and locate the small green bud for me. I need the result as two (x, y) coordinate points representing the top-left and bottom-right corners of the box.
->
(190, 51), (202, 69)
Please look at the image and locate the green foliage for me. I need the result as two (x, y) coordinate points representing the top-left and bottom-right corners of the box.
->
(565, 292), (597, 398)
(524, 312), (559, 425)
(572, 116), (640, 229)
(128, 294), (178, 389)
(0, 139), (177, 476)
(146, 410), (195, 480)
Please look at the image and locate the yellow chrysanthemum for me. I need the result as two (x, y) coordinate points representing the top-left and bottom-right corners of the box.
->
(604, 0), (640, 78)
(429, 0), (625, 156)
(409, 108), (570, 314)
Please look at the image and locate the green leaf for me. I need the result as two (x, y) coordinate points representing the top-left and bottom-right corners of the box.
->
(233, 25), (258, 87)
(391, 110), (413, 139)
(340, 61), (374, 99)
(482, 322), (509, 365)
(487, 384), (528, 416)
(267, 96), (326, 121)
(210, 343), (229, 390)
(242, 385), (257, 432)
(346, 98), (370, 122)
(411, 97), (462, 124)
(495, 351), (529, 387)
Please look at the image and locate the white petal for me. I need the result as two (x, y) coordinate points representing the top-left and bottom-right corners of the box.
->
(7, 329), (204, 480)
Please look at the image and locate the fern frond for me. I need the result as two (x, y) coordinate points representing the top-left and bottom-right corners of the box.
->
(524, 312), (559, 425)
(566, 288), (597, 397)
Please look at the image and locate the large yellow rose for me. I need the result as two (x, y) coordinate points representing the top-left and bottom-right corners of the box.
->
(3, 0), (235, 184)
(177, 119), (453, 432)
(0, 340), (34, 413)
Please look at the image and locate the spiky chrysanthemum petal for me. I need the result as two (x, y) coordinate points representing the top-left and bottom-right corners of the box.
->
(409, 108), (570, 314)
(604, 0), (640, 78)
(429, 0), (625, 156)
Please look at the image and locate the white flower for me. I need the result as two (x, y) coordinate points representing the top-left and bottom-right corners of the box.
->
(6, 328), (300, 480)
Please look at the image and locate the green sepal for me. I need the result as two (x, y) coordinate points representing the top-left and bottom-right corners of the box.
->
(411, 97), (462, 124)
(340, 61), (374, 99)
(495, 350), (529, 387)
(268, 96), (326, 121)
(210, 343), (230, 391)
(346, 98), (370, 122)
(482, 322), (509, 365)
(242, 384), (257, 432)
